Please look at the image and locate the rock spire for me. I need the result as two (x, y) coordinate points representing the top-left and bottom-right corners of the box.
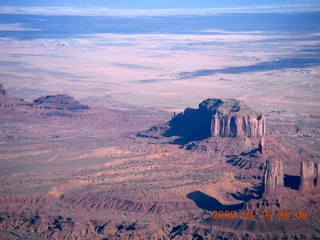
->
(316, 163), (320, 192)
(0, 83), (6, 95)
(299, 161), (320, 195)
(263, 159), (284, 196)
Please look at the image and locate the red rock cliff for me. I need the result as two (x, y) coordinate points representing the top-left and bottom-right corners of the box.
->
(211, 114), (266, 137)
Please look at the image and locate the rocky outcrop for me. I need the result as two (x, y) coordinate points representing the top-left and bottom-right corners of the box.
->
(299, 161), (320, 195)
(33, 95), (89, 111)
(0, 83), (6, 95)
(263, 159), (284, 196)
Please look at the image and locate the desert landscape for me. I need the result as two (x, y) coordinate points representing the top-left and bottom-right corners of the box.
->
(0, 2), (320, 239)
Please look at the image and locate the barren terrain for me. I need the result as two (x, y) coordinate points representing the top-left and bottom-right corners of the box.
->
(0, 11), (319, 239)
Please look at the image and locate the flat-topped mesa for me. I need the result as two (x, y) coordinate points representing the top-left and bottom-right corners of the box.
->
(263, 159), (284, 196)
(299, 161), (320, 195)
(209, 99), (266, 137)
(187, 98), (266, 138)
(0, 83), (6, 95)
(141, 98), (267, 144)
(33, 95), (89, 111)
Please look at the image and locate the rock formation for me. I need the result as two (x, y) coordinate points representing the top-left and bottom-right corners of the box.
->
(299, 161), (320, 195)
(0, 83), (89, 111)
(244, 159), (284, 213)
(33, 95), (89, 111)
(0, 83), (6, 95)
(157, 98), (266, 142)
(209, 98), (266, 138)
(258, 138), (264, 154)
(212, 114), (266, 137)
(139, 98), (267, 153)
(188, 98), (266, 138)
(316, 163), (320, 192)
(263, 159), (284, 196)
(0, 83), (28, 107)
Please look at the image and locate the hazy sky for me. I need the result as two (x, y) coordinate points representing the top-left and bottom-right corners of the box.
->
(0, 0), (319, 9)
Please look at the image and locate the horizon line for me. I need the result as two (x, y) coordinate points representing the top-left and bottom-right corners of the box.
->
(1, 5), (320, 17)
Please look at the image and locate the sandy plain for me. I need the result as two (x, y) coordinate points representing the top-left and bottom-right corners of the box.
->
(0, 17), (320, 239)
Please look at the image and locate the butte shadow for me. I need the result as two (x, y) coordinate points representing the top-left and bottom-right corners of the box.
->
(186, 191), (244, 211)
(284, 174), (300, 190)
(161, 99), (223, 145)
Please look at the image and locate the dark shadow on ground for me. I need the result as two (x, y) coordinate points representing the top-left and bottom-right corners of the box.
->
(179, 56), (320, 78)
(162, 110), (212, 145)
(284, 174), (300, 190)
(186, 191), (244, 211)
(230, 183), (263, 202)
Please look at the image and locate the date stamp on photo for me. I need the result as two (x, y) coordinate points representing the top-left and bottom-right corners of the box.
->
(212, 210), (308, 220)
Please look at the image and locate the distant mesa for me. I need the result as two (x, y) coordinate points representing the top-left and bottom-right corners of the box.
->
(139, 98), (266, 145)
(0, 83), (89, 111)
(33, 95), (89, 111)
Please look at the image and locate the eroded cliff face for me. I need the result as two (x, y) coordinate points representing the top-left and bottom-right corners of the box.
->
(263, 159), (284, 196)
(211, 114), (266, 137)
(299, 161), (320, 195)
(203, 98), (266, 138)
(166, 98), (266, 141)
(139, 98), (267, 148)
